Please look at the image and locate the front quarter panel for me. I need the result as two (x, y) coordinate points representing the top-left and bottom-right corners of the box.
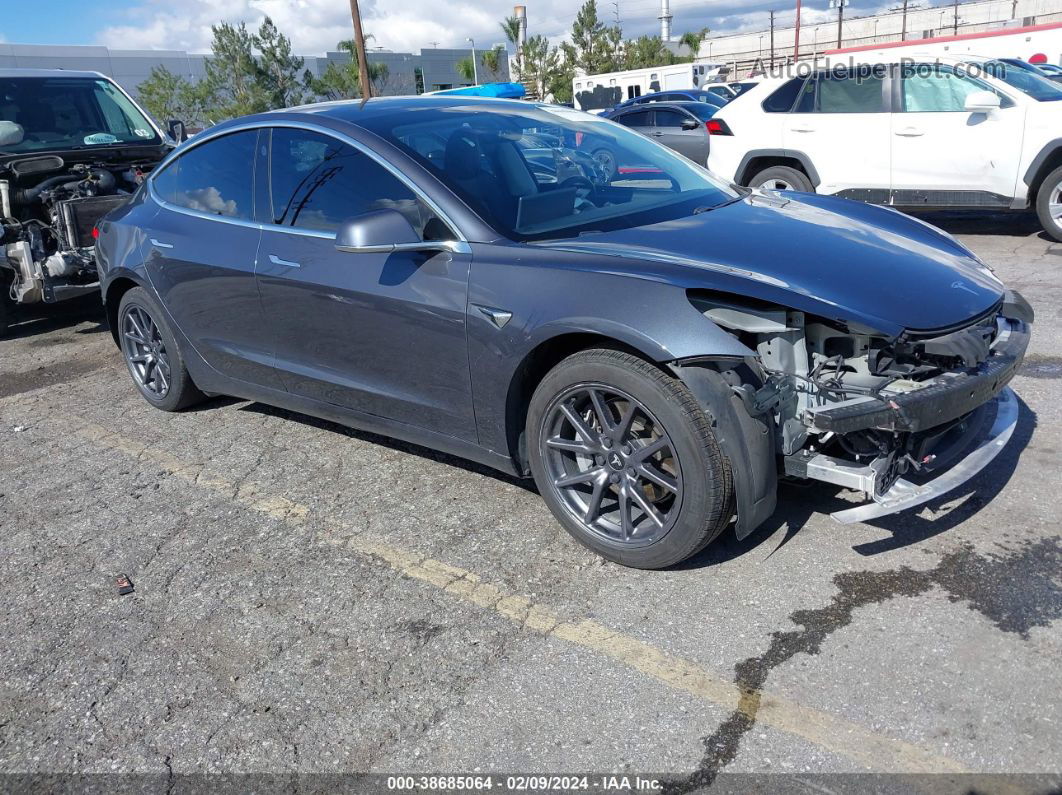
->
(466, 243), (754, 456)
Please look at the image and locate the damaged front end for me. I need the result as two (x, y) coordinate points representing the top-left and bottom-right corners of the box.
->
(688, 288), (1032, 524)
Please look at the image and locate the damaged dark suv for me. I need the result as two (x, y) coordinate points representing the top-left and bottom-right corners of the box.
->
(96, 97), (1032, 569)
(0, 69), (171, 334)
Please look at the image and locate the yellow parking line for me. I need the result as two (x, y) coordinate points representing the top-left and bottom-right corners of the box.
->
(62, 415), (968, 774)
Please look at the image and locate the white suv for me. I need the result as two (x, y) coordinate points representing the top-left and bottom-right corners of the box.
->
(707, 56), (1062, 240)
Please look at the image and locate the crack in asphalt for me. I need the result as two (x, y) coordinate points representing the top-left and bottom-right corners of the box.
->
(664, 537), (1062, 792)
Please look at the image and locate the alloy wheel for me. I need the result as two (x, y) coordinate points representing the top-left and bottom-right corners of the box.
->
(121, 305), (171, 399)
(760, 178), (794, 191)
(1050, 182), (1062, 221)
(540, 383), (682, 545)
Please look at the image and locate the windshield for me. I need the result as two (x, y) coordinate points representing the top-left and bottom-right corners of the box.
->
(366, 102), (737, 242)
(0, 76), (161, 153)
(980, 60), (1062, 101)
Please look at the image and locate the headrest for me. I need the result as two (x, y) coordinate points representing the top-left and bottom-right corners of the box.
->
(444, 129), (481, 180)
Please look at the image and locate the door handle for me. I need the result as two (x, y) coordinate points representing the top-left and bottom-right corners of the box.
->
(150, 238), (174, 249)
(895, 127), (925, 137)
(268, 254), (301, 268)
(650, 131), (664, 137)
(789, 126), (815, 133)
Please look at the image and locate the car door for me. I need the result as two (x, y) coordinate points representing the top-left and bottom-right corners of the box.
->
(890, 63), (1025, 205)
(651, 107), (710, 164)
(783, 67), (891, 199)
(254, 126), (477, 441)
(144, 129), (282, 389)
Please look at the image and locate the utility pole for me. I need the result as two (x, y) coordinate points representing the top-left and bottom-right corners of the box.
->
(347, 0), (373, 99)
(829, 0), (848, 49)
(769, 10), (776, 68)
(612, 0), (621, 26)
(953, 0), (960, 34)
(901, 0), (909, 41)
(794, 0), (802, 59)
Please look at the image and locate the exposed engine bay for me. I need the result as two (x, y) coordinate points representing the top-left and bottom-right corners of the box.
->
(690, 290), (1032, 515)
(1, 153), (155, 305)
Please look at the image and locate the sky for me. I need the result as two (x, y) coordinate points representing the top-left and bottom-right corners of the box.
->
(2, 0), (905, 55)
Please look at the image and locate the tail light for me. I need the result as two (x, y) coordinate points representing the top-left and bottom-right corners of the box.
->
(706, 118), (733, 136)
(92, 226), (100, 240)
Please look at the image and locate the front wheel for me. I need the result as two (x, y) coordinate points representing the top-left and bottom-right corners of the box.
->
(527, 349), (734, 569)
(1036, 165), (1062, 242)
(749, 165), (813, 193)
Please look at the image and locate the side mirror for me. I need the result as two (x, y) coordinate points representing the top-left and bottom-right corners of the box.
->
(166, 119), (187, 143)
(681, 118), (700, 130)
(335, 209), (461, 255)
(964, 91), (1001, 113)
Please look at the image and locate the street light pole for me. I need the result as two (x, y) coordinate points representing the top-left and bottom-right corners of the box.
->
(467, 37), (479, 84)
(347, 0), (373, 99)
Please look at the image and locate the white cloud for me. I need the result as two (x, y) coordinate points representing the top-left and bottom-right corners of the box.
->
(95, 0), (889, 56)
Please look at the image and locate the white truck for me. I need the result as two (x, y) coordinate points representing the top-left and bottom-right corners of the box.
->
(573, 62), (727, 114)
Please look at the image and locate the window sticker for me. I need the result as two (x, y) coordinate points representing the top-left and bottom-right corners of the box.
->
(84, 132), (119, 145)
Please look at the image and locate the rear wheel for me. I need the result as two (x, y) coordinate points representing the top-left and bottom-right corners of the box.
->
(749, 165), (813, 193)
(1036, 165), (1062, 242)
(527, 349), (734, 569)
(118, 287), (205, 411)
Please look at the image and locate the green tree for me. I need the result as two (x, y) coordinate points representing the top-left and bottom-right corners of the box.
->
(304, 37), (388, 100)
(623, 35), (675, 70)
(255, 16), (305, 108)
(521, 34), (558, 100)
(136, 66), (210, 124)
(566, 0), (608, 74)
(201, 21), (270, 119)
(480, 45), (506, 82)
(679, 28), (710, 61)
(500, 15), (522, 78)
(456, 56), (476, 83)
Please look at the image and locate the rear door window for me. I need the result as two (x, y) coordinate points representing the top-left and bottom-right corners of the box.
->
(616, 110), (653, 128)
(159, 130), (257, 220)
(762, 78), (806, 113)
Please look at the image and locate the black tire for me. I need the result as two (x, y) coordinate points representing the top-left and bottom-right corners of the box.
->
(117, 286), (205, 412)
(748, 165), (813, 193)
(1036, 165), (1062, 242)
(527, 348), (734, 569)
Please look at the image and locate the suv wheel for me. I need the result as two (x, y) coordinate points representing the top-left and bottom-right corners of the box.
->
(1036, 165), (1062, 242)
(527, 349), (734, 569)
(118, 287), (206, 411)
(749, 165), (813, 193)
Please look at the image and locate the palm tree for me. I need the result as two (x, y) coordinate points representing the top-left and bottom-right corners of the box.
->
(679, 27), (709, 60)
(480, 45), (505, 81)
(456, 56), (476, 83)
(500, 15), (523, 78)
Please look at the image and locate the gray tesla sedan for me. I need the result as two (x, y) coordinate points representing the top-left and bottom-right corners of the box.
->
(96, 96), (1031, 569)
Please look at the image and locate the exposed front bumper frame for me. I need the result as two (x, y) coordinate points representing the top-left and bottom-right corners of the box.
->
(805, 387), (1019, 524)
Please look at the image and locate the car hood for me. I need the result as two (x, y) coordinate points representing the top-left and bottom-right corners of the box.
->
(537, 191), (1005, 336)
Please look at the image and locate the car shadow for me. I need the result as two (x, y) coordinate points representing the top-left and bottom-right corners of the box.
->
(235, 401), (538, 493)
(195, 390), (1035, 565)
(677, 396), (1037, 569)
(2, 295), (107, 341)
(912, 209), (1044, 238)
